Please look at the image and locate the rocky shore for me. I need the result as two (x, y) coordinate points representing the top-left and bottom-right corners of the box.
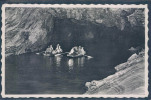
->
(85, 50), (145, 95)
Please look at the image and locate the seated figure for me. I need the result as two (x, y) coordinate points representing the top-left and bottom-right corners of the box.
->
(68, 46), (86, 57)
(80, 47), (86, 55)
(52, 44), (63, 54)
(45, 45), (53, 54)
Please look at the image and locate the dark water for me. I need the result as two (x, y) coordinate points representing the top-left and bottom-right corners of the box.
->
(5, 43), (131, 94)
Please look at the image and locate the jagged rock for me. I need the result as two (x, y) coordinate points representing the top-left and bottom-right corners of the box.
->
(129, 47), (136, 51)
(128, 53), (138, 61)
(85, 51), (145, 95)
(129, 46), (143, 54)
(5, 8), (54, 55)
(128, 9), (145, 27)
(115, 51), (144, 72)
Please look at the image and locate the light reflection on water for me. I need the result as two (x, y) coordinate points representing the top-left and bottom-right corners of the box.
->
(68, 59), (74, 71)
(55, 56), (62, 67)
(77, 57), (85, 67)
(67, 57), (85, 72)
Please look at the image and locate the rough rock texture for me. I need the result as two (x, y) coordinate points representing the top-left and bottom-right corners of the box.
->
(5, 8), (54, 56)
(5, 8), (145, 56)
(85, 51), (145, 95)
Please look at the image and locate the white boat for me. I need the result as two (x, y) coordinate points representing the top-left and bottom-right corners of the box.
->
(67, 46), (86, 58)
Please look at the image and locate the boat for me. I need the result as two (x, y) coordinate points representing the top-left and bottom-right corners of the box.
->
(36, 52), (40, 55)
(55, 53), (62, 57)
(43, 44), (64, 57)
(52, 44), (63, 55)
(43, 53), (53, 56)
(67, 54), (85, 58)
(67, 46), (86, 58)
(43, 45), (54, 56)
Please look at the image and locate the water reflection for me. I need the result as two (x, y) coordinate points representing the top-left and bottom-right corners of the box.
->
(55, 56), (62, 67)
(47, 58), (53, 69)
(68, 59), (74, 71)
(77, 57), (85, 67)
(67, 57), (86, 72)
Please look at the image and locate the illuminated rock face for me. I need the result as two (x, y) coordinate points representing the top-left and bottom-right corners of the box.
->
(5, 8), (144, 56)
(85, 51), (145, 95)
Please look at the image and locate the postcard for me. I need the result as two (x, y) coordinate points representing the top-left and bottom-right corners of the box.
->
(1, 4), (149, 98)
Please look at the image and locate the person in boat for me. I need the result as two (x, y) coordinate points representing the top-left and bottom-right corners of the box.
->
(45, 45), (54, 54)
(52, 44), (63, 54)
(80, 47), (86, 55)
(56, 44), (63, 53)
(68, 46), (78, 55)
(68, 46), (86, 56)
(78, 46), (82, 53)
(68, 47), (75, 55)
(78, 46), (86, 55)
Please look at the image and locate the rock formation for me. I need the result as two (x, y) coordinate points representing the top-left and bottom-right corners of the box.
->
(5, 7), (145, 56)
(85, 50), (145, 95)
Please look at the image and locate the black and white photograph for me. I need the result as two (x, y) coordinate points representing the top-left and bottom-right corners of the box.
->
(1, 4), (149, 98)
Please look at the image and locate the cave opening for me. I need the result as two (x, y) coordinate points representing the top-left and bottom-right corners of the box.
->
(46, 18), (145, 65)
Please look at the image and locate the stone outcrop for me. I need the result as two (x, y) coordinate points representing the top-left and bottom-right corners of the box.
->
(85, 51), (145, 95)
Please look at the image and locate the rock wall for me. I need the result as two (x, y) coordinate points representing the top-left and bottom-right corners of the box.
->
(85, 51), (145, 95)
(5, 7), (145, 56)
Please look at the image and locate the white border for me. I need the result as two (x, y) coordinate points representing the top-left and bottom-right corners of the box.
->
(1, 4), (149, 98)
